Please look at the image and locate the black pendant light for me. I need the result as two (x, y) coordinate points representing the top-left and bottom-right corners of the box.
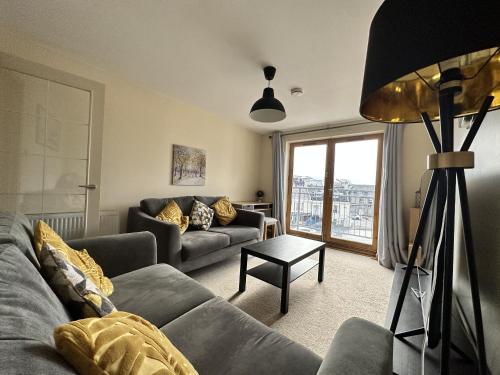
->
(250, 66), (286, 123)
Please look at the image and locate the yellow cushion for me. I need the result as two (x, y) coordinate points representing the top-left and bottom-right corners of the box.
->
(212, 196), (237, 226)
(34, 220), (114, 296)
(156, 201), (189, 234)
(54, 311), (198, 375)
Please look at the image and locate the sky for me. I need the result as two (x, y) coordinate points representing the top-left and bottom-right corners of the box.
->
(293, 140), (378, 185)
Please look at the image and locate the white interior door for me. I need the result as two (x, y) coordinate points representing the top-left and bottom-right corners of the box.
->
(0, 53), (104, 238)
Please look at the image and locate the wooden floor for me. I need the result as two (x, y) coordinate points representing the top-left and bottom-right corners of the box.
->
(386, 265), (477, 375)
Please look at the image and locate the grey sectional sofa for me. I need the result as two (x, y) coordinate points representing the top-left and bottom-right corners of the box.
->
(0, 211), (393, 374)
(127, 195), (264, 272)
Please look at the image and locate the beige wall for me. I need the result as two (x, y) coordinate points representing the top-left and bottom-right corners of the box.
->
(0, 29), (262, 231)
(259, 122), (435, 240)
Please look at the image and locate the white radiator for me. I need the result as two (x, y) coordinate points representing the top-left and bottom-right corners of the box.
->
(27, 210), (120, 240)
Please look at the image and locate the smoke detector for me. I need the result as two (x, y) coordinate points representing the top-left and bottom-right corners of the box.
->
(291, 87), (304, 97)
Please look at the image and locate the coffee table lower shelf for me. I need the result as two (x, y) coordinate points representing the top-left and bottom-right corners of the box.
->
(247, 258), (319, 289)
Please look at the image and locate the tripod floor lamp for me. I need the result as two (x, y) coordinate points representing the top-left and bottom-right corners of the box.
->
(359, 1), (500, 374)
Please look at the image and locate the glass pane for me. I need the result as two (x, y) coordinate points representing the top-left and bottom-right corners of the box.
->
(48, 82), (90, 124)
(290, 144), (327, 235)
(0, 152), (44, 194)
(0, 111), (46, 155)
(0, 194), (43, 214)
(46, 119), (89, 159)
(0, 67), (47, 117)
(44, 157), (87, 194)
(331, 139), (379, 244)
(43, 194), (86, 214)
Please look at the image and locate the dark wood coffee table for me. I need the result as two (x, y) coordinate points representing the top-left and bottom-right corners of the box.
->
(239, 235), (325, 314)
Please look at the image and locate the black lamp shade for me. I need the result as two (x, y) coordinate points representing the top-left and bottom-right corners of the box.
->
(250, 87), (286, 123)
(360, 0), (500, 123)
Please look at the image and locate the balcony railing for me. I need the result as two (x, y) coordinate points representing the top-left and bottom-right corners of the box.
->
(289, 185), (375, 244)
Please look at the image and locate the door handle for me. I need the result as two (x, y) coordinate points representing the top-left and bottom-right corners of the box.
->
(79, 184), (97, 190)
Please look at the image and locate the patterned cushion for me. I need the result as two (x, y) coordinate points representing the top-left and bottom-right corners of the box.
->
(40, 242), (116, 318)
(54, 311), (198, 375)
(190, 200), (214, 231)
(156, 200), (189, 234)
(35, 220), (114, 296)
(212, 196), (237, 225)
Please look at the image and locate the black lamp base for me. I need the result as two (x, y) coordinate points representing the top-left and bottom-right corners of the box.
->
(390, 92), (493, 374)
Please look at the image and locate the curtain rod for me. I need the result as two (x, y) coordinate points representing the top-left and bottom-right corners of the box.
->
(268, 120), (375, 138)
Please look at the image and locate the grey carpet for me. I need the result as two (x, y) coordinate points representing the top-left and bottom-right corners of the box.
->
(189, 247), (394, 356)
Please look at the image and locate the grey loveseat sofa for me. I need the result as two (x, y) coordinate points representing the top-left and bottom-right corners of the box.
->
(0, 211), (393, 375)
(128, 195), (264, 272)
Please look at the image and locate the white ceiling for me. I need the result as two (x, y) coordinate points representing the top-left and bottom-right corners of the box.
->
(0, 0), (382, 133)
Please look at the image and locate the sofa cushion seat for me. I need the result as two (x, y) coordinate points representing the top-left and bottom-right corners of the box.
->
(162, 297), (322, 375)
(181, 231), (230, 261)
(109, 264), (214, 327)
(208, 225), (260, 245)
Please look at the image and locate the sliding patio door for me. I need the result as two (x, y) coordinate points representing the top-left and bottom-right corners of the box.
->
(286, 140), (328, 240)
(286, 134), (383, 255)
(324, 135), (383, 254)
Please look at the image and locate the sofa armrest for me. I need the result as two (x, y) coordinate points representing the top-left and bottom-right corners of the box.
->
(127, 207), (182, 269)
(66, 231), (157, 278)
(316, 317), (393, 375)
(233, 209), (265, 239)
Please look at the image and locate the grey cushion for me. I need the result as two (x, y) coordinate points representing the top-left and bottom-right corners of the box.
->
(194, 196), (222, 226)
(162, 297), (322, 375)
(316, 317), (393, 375)
(140, 196), (195, 217)
(189, 200), (214, 231)
(0, 211), (38, 268)
(181, 230), (230, 261)
(109, 264), (214, 327)
(208, 225), (260, 245)
(0, 244), (71, 344)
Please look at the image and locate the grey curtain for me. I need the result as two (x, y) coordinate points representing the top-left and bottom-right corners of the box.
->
(377, 125), (407, 268)
(272, 131), (285, 234)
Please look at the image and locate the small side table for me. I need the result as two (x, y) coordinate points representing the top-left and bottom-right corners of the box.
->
(263, 217), (278, 240)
